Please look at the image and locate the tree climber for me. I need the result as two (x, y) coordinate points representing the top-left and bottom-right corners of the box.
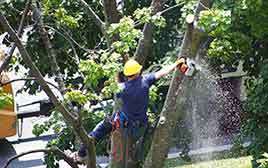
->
(70, 57), (187, 164)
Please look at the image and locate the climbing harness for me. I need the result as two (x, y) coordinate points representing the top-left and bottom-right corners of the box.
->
(110, 112), (128, 163)
(109, 111), (147, 165)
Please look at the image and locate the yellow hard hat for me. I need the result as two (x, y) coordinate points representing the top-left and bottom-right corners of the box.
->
(123, 59), (142, 76)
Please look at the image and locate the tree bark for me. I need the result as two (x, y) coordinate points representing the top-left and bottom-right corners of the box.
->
(143, 1), (213, 168)
(0, 12), (97, 168)
(103, 0), (121, 25)
(134, 0), (167, 66)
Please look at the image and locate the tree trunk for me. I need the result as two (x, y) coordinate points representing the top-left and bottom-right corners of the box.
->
(110, 129), (138, 168)
(103, 0), (121, 25)
(143, 1), (213, 168)
(103, 0), (121, 45)
(134, 0), (167, 65)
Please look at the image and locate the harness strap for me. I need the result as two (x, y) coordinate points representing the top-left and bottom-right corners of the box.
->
(111, 111), (146, 141)
(110, 112), (148, 164)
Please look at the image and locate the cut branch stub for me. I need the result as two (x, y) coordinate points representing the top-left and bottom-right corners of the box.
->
(186, 14), (195, 24)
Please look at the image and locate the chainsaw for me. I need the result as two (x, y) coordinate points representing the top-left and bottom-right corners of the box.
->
(177, 57), (200, 77)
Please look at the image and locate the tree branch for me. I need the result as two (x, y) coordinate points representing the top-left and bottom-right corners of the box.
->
(44, 25), (99, 56)
(3, 147), (78, 168)
(0, 0), (31, 74)
(134, 2), (184, 28)
(159, 2), (184, 15)
(0, 77), (62, 92)
(102, 0), (121, 45)
(33, 0), (67, 95)
(79, 0), (105, 33)
(43, 25), (79, 64)
(134, 0), (168, 66)
(195, 0), (213, 16)
(0, 11), (96, 168)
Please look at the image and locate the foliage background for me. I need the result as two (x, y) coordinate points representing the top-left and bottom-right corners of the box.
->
(1, 0), (268, 167)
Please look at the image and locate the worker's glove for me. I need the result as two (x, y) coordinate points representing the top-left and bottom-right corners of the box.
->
(176, 57), (186, 67)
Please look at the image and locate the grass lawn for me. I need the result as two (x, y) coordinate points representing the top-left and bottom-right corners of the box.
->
(165, 156), (252, 168)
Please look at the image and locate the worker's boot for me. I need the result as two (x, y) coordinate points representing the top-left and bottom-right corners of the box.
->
(64, 150), (86, 165)
(65, 137), (97, 165)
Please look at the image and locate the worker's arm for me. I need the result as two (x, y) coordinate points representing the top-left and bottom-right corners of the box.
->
(154, 58), (185, 80)
(154, 63), (178, 80)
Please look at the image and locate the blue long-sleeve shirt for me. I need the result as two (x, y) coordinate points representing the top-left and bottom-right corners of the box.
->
(117, 73), (156, 123)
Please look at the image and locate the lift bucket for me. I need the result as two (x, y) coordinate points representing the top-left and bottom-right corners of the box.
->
(0, 77), (16, 138)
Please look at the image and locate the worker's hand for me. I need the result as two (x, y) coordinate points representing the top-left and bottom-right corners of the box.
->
(175, 57), (186, 67)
